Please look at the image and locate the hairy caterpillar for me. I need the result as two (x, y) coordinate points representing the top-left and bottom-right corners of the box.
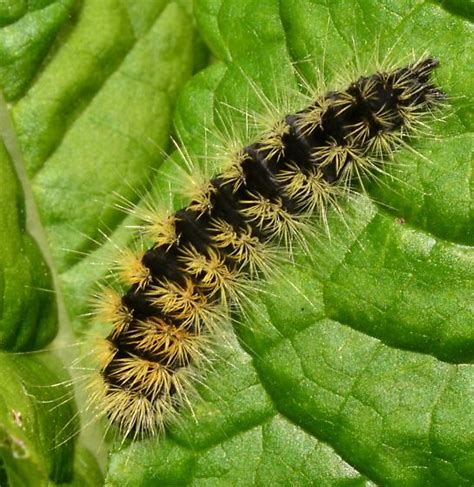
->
(90, 57), (444, 439)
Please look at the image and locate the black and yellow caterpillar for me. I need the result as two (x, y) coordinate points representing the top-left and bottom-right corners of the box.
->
(91, 57), (443, 437)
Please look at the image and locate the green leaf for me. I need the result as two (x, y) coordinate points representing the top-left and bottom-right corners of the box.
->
(0, 141), (56, 351)
(0, 352), (78, 486)
(105, 0), (473, 485)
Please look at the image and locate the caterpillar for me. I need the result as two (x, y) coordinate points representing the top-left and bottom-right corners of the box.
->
(90, 57), (444, 439)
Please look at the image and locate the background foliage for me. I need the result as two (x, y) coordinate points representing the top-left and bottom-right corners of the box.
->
(0, 0), (472, 485)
